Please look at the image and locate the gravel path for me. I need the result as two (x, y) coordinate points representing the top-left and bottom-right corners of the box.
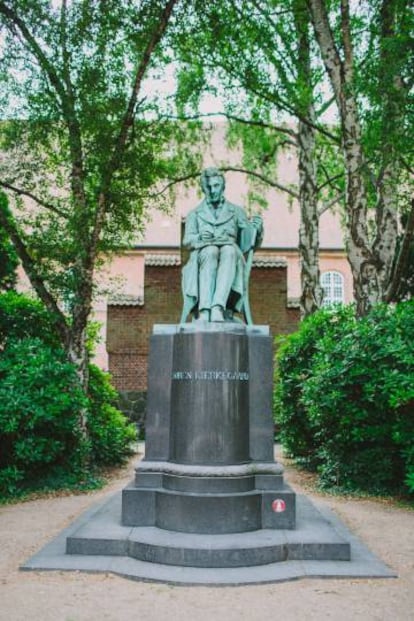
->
(0, 449), (413, 621)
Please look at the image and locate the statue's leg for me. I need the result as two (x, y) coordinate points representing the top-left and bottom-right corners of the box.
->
(212, 244), (237, 310)
(198, 245), (219, 314)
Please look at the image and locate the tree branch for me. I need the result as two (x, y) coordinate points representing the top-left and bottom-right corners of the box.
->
(164, 111), (298, 142)
(316, 94), (336, 117)
(234, 75), (340, 143)
(318, 191), (345, 215)
(87, 0), (179, 305)
(221, 166), (299, 199)
(177, 47), (340, 144)
(105, 0), (179, 185)
(0, 1), (87, 219)
(58, 0), (87, 221)
(0, 192), (68, 342)
(400, 156), (414, 176)
(153, 165), (301, 201)
(308, 0), (344, 108)
(340, 0), (354, 74)
(0, 180), (68, 218)
(316, 171), (344, 193)
(60, 0), (75, 110)
(151, 172), (201, 197)
(0, 1), (67, 105)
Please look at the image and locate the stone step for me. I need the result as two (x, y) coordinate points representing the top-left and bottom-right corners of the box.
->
(66, 492), (351, 569)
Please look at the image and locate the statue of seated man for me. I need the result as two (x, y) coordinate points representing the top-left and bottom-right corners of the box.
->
(181, 167), (263, 323)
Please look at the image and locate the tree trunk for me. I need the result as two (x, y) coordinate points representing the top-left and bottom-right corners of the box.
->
(309, 0), (379, 315)
(298, 117), (323, 316)
(373, 0), (405, 300)
(294, 0), (323, 317)
(67, 327), (89, 435)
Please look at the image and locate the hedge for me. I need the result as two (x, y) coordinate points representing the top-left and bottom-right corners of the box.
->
(0, 338), (136, 498)
(0, 291), (136, 499)
(274, 301), (414, 496)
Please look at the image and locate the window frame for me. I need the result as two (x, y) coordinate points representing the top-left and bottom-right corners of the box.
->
(321, 270), (345, 306)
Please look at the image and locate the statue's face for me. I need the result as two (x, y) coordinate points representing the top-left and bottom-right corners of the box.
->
(205, 175), (224, 204)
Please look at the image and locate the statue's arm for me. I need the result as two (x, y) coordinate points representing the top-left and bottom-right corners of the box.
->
(183, 211), (200, 249)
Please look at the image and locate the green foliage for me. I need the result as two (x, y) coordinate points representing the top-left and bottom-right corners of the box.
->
(175, 0), (413, 318)
(0, 290), (61, 347)
(0, 1), (190, 259)
(274, 305), (355, 468)
(405, 469), (414, 494)
(274, 302), (414, 496)
(87, 364), (136, 467)
(0, 195), (18, 290)
(0, 1), (195, 384)
(0, 294), (136, 499)
(0, 338), (89, 497)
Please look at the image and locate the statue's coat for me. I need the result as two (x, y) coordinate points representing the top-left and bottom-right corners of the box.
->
(182, 199), (262, 316)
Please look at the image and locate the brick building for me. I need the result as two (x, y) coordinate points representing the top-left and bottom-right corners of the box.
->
(106, 253), (300, 395)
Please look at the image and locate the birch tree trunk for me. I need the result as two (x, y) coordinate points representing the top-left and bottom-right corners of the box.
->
(309, 0), (374, 315)
(309, 0), (409, 315)
(294, 0), (323, 316)
(374, 0), (405, 300)
(298, 116), (323, 316)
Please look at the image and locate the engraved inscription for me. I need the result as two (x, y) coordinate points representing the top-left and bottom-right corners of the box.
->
(172, 370), (249, 381)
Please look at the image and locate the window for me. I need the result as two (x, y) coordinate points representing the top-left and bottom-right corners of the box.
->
(321, 271), (344, 306)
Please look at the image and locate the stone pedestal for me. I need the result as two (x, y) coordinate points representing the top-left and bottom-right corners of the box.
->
(122, 323), (296, 553)
(63, 323), (354, 578)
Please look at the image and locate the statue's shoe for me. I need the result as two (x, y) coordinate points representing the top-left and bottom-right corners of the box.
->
(198, 309), (210, 321)
(211, 306), (224, 322)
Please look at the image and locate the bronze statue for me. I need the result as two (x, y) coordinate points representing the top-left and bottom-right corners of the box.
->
(181, 167), (263, 323)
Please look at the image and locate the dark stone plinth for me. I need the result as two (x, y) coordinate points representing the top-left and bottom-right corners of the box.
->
(122, 484), (296, 534)
(120, 323), (296, 543)
(170, 328), (249, 464)
(63, 492), (354, 572)
(143, 332), (174, 461)
(143, 323), (276, 465)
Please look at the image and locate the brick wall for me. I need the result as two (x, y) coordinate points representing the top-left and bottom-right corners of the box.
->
(107, 262), (299, 393)
(249, 266), (299, 336)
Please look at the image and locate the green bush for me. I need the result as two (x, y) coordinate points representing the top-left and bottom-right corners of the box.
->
(0, 290), (61, 347)
(274, 305), (355, 469)
(274, 301), (414, 496)
(87, 364), (136, 466)
(0, 338), (89, 497)
(0, 339), (136, 499)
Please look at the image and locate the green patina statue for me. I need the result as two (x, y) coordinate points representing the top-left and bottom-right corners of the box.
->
(181, 167), (263, 323)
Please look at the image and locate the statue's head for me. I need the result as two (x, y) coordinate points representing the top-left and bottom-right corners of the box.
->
(200, 167), (225, 204)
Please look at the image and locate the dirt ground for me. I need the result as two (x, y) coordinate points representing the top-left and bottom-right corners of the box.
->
(0, 448), (413, 621)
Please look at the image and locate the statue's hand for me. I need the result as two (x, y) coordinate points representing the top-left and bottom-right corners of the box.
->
(216, 230), (235, 243)
(200, 230), (214, 241)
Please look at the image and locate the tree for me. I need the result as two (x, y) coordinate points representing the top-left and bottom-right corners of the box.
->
(172, 0), (413, 316)
(309, 0), (414, 315)
(0, 0), (180, 420)
(0, 194), (18, 290)
(172, 0), (346, 317)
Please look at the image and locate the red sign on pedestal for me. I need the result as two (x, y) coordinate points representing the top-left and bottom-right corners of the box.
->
(271, 499), (286, 513)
